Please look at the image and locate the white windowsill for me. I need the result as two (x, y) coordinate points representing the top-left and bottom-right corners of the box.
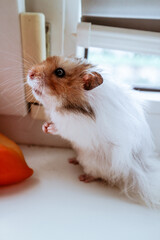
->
(139, 91), (160, 114)
(1, 145), (160, 240)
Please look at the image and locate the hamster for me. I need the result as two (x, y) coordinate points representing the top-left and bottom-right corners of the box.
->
(27, 56), (160, 207)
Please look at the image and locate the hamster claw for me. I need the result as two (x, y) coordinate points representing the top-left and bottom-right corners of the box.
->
(68, 158), (79, 165)
(79, 174), (96, 183)
(42, 122), (57, 134)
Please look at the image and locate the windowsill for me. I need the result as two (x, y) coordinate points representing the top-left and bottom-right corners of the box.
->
(137, 91), (160, 153)
(1, 145), (160, 240)
(138, 91), (160, 114)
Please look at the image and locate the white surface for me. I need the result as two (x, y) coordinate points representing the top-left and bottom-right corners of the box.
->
(0, 0), (27, 116)
(0, 145), (160, 240)
(77, 22), (160, 55)
(140, 91), (160, 114)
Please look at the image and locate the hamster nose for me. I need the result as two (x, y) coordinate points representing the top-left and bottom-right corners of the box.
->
(28, 70), (35, 80)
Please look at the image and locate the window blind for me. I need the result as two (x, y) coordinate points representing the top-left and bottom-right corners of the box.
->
(82, 0), (160, 19)
(77, 22), (160, 55)
(81, 0), (160, 33)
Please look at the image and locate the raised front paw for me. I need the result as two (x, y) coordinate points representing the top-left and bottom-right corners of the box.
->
(42, 122), (57, 135)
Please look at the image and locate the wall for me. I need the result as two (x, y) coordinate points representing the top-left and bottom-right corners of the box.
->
(0, 114), (70, 147)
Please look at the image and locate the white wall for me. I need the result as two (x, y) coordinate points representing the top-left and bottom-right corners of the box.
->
(0, 0), (27, 116)
(0, 114), (70, 148)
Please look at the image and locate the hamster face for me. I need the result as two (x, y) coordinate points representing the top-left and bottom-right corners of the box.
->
(27, 56), (103, 116)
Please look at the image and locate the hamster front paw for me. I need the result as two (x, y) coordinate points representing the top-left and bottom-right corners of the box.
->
(42, 122), (57, 135)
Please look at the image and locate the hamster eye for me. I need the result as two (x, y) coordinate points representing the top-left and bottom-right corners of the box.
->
(54, 68), (65, 78)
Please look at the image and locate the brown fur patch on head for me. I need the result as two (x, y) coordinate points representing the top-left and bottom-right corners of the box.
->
(30, 56), (103, 118)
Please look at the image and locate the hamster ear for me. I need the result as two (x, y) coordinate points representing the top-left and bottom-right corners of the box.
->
(82, 72), (103, 90)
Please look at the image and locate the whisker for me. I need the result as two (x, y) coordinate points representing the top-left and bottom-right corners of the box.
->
(27, 103), (40, 129)
(0, 80), (26, 88)
(22, 50), (38, 65)
(0, 95), (27, 110)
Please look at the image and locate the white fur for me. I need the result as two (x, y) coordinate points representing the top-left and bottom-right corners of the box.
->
(28, 70), (160, 207)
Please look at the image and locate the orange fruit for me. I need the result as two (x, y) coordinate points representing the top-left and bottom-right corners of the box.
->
(0, 133), (24, 159)
(0, 135), (33, 186)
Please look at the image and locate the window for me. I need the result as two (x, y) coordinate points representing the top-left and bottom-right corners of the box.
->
(77, 22), (160, 91)
(81, 0), (160, 91)
(87, 47), (160, 91)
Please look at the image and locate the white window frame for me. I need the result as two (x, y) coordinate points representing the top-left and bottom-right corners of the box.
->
(25, 0), (81, 57)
